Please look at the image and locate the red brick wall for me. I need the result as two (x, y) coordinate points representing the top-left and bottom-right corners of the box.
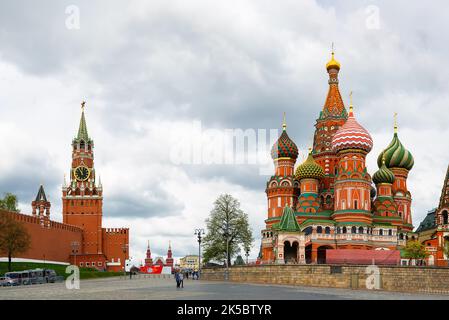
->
(102, 228), (129, 272)
(1, 209), (83, 263)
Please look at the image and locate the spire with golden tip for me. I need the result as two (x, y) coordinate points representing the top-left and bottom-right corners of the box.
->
(326, 43), (341, 71)
(282, 112), (287, 131)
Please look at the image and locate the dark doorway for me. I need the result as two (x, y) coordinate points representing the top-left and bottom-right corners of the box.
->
(305, 244), (313, 264)
(284, 241), (298, 264)
(317, 246), (332, 264)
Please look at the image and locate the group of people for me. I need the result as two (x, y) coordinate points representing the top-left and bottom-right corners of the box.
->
(174, 270), (201, 288)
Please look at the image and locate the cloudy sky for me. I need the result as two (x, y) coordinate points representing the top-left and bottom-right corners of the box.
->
(0, 0), (448, 264)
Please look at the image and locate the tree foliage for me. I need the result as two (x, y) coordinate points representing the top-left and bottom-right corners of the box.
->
(0, 193), (20, 212)
(0, 211), (31, 272)
(202, 194), (253, 266)
(403, 240), (428, 261)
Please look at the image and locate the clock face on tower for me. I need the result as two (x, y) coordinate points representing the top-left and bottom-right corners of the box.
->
(74, 166), (90, 181)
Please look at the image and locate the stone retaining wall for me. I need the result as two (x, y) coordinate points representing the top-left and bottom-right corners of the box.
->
(201, 264), (449, 294)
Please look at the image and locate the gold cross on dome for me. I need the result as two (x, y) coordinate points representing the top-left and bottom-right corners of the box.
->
(394, 112), (398, 133)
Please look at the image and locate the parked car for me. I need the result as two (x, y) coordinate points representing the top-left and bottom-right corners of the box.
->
(0, 276), (20, 287)
(3, 272), (23, 286)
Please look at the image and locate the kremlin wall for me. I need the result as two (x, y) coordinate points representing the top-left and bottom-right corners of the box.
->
(0, 209), (83, 264)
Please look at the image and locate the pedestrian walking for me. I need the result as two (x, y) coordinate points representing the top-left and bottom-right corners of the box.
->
(175, 271), (180, 288)
(179, 272), (184, 288)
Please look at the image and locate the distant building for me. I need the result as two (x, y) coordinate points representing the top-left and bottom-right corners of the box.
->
(143, 240), (174, 271)
(179, 255), (199, 270)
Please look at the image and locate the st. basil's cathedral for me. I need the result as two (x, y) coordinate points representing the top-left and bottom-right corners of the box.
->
(260, 51), (418, 265)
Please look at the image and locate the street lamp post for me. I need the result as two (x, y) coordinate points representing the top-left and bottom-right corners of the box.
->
(194, 228), (205, 279)
(224, 230), (230, 281)
(71, 241), (79, 266)
(122, 243), (128, 278)
(245, 249), (250, 265)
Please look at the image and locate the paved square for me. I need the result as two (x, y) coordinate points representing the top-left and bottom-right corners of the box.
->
(1, 276), (448, 300)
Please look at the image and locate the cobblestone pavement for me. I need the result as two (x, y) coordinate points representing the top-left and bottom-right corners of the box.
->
(0, 276), (448, 300)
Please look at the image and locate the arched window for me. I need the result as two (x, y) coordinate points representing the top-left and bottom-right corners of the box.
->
(358, 226), (364, 234)
(325, 227), (331, 234)
(342, 227), (347, 234)
(351, 226), (357, 234)
(336, 227), (341, 234)
(379, 229), (383, 236)
(317, 226), (323, 234)
(354, 200), (358, 210)
(304, 227), (313, 236)
(399, 233), (404, 240)
(388, 229), (392, 236)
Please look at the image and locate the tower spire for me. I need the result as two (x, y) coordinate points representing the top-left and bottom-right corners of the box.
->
(282, 112), (287, 131)
(349, 91), (354, 116)
(77, 100), (89, 141)
(394, 112), (398, 134)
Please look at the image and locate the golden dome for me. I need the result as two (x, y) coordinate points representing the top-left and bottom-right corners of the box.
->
(326, 52), (340, 71)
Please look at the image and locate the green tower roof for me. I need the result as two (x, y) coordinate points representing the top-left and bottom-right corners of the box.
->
(377, 131), (414, 171)
(295, 151), (324, 180)
(277, 205), (300, 232)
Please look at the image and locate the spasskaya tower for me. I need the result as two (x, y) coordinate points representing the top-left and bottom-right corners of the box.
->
(62, 102), (129, 271)
(62, 101), (103, 255)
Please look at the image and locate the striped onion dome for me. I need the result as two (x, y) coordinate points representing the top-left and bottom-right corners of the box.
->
(331, 107), (373, 153)
(377, 132), (414, 171)
(295, 152), (324, 180)
(373, 161), (395, 185)
(271, 128), (298, 160)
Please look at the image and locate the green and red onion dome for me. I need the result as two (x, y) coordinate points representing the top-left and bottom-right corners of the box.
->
(377, 132), (414, 171)
(271, 130), (299, 160)
(331, 107), (373, 153)
(372, 162), (395, 185)
(295, 152), (324, 180)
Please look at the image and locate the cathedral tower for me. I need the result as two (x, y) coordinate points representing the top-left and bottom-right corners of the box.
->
(62, 102), (104, 255)
(295, 149), (325, 213)
(312, 50), (348, 209)
(331, 96), (373, 226)
(377, 116), (414, 231)
(266, 115), (300, 223)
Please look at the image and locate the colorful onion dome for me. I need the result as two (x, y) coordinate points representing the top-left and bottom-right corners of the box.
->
(271, 114), (299, 160)
(326, 51), (341, 71)
(377, 132), (414, 171)
(331, 98), (373, 153)
(373, 160), (395, 185)
(295, 150), (324, 180)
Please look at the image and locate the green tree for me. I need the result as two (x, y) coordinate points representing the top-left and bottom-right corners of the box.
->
(203, 194), (253, 266)
(234, 255), (245, 266)
(403, 240), (428, 265)
(0, 212), (31, 272)
(0, 193), (20, 212)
